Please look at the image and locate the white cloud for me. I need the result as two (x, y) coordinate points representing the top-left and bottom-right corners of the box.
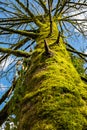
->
(73, 9), (87, 33)
(84, 48), (87, 54)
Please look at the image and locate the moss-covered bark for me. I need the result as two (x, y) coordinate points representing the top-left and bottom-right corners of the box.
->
(14, 22), (87, 130)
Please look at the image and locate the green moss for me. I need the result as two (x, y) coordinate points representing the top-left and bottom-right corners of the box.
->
(13, 22), (87, 130)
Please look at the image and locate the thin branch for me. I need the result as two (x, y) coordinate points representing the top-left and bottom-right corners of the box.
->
(0, 7), (22, 17)
(38, 0), (48, 13)
(64, 18), (87, 22)
(63, 10), (87, 20)
(44, 39), (51, 56)
(0, 78), (16, 105)
(57, 0), (69, 16)
(48, 0), (52, 35)
(12, 37), (29, 50)
(68, 1), (87, 7)
(81, 76), (87, 82)
(66, 43), (87, 62)
(24, 40), (35, 51)
(54, 0), (60, 16)
(16, 0), (43, 26)
(27, 0), (29, 8)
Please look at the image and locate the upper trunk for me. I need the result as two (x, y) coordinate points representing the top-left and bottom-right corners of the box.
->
(13, 21), (87, 130)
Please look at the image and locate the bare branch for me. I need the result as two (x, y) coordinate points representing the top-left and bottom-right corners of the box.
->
(81, 76), (87, 82)
(54, 0), (60, 16)
(26, 0), (29, 8)
(0, 78), (17, 105)
(57, 0), (69, 16)
(68, 1), (87, 7)
(66, 43), (87, 62)
(38, 0), (48, 13)
(16, 0), (43, 26)
(48, 0), (53, 35)
(44, 39), (52, 56)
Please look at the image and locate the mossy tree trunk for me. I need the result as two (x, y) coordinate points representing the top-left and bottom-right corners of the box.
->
(15, 22), (87, 130)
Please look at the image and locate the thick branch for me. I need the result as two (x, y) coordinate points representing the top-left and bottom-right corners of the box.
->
(67, 47), (87, 57)
(44, 39), (52, 56)
(0, 48), (32, 57)
(81, 76), (87, 82)
(0, 103), (9, 126)
(0, 17), (33, 23)
(0, 38), (29, 63)
(0, 15), (45, 24)
(0, 96), (14, 126)
(66, 44), (87, 62)
(0, 78), (18, 126)
(0, 26), (38, 39)
(54, 31), (60, 44)
(0, 78), (17, 105)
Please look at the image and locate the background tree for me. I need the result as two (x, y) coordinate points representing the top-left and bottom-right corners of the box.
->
(0, 0), (87, 129)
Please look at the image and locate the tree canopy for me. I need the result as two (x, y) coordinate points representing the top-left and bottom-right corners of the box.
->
(0, 0), (87, 60)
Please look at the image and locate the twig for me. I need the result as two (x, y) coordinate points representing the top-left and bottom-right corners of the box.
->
(48, 0), (52, 35)
(44, 39), (51, 55)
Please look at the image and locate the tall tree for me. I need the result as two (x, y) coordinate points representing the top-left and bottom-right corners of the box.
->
(0, 0), (87, 129)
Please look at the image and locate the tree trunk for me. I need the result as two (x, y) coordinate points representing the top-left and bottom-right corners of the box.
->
(15, 22), (87, 130)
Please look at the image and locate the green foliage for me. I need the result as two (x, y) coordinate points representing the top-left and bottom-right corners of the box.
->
(71, 54), (86, 77)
